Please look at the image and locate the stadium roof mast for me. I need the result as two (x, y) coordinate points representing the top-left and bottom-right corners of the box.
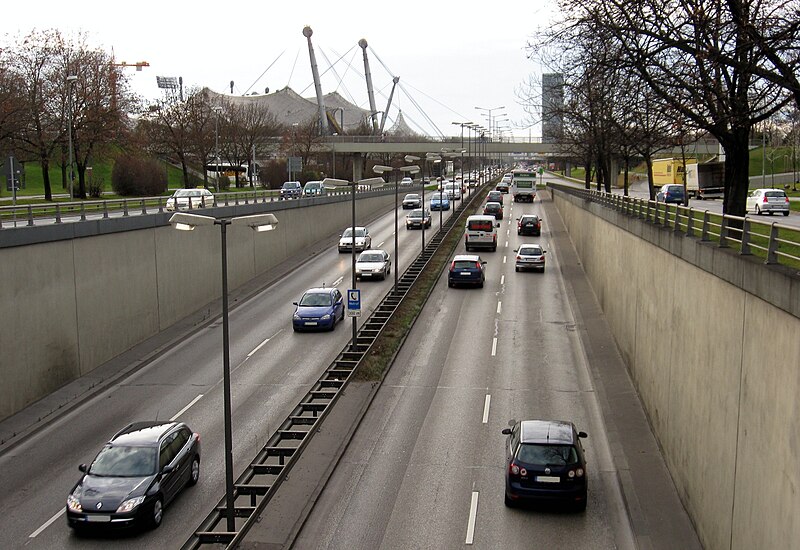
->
(303, 26), (329, 134)
(359, 39), (380, 134)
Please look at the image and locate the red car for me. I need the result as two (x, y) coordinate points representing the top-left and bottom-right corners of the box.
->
(483, 201), (504, 220)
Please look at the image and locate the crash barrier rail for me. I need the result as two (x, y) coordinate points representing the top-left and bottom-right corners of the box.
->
(0, 183), (415, 229)
(180, 183), (489, 549)
(551, 184), (800, 269)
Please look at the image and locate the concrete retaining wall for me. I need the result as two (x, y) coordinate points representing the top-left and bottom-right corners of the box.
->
(0, 192), (396, 421)
(552, 189), (800, 550)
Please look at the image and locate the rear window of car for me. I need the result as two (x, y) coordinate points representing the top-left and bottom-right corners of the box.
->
(667, 185), (684, 193)
(517, 443), (579, 466)
(468, 220), (494, 231)
(454, 260), (478, 269)
(765, 191), (786, 198)
(519, 247), (542, 256)
(521, 216), (538, 223)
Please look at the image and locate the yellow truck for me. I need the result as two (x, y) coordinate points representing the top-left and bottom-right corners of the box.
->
(652, 158), (724, 199)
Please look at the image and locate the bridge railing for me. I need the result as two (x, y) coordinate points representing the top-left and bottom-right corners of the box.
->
(552, 184), (800, 269)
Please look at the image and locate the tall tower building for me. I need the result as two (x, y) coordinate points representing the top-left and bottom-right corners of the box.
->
(542, 73), (564, 144)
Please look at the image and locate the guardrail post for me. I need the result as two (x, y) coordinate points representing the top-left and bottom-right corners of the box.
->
(103, 201), (109, 219)
(701, 211), (710, 241)
(674, 205), (682, 232)
(653, 202), (660, 225)
(719, 216), (729, 248)
(766, 223), (779, 264)
(740, 218), (752, 255)
(55, 205), (62, 224)
(140, 199), (147, 215)
(686, 208), (695, 237)
(27, 205), (34, 226)
(123, 199), (129, 217)
(80, 203), (87, 221)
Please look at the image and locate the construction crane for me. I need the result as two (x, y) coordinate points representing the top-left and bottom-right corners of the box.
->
(108, 58), (150, 110)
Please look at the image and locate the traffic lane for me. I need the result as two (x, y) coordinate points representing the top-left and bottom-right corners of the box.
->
(0, 201), (446, 547)
(295, 198), (628, 549)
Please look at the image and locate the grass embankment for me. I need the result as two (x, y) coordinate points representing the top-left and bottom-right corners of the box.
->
(355, 188), (489, 381)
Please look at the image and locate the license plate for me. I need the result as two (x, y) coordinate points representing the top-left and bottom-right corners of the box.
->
(305, 321), (318, 326)
(87, 515), (111, 522)
(460, 272), (471, 276)
(536, 476), (560, 483)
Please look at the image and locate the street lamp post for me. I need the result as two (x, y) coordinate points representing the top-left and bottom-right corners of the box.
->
(213, 105), (222, 192)
(66, 75), (78, 200)
(475, 105), (505, 142)
(169, 212), (278, 533)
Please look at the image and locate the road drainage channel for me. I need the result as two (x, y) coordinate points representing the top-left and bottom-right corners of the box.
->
(182, 186), (487, 549)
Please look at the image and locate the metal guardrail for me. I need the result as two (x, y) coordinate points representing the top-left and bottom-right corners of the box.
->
(0, 185), (398, 229)
(552, 185), (800, 268)
(180, 184), (487, 549)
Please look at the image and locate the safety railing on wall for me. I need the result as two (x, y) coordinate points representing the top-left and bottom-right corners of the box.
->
(552, 184), (800, 269)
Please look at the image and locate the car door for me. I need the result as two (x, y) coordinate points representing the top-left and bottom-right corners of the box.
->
(333, 290), (344, 319)
(158, 432), (181, 503)
(746, 191), (757, 211)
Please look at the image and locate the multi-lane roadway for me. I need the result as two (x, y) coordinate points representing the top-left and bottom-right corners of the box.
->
(0, 185), (701, 549)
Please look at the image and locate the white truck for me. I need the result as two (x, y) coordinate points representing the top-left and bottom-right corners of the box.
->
(511, 169), (537, 202)
(685, 162), (724, 199)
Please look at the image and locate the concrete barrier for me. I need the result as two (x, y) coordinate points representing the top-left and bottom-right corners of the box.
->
(0, 191), (397, 421)
(552, 188), (800, 550)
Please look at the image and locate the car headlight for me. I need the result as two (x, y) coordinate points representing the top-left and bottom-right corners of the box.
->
(321, 314), (331, 320)
(117, 495), (146, 513)
(67, 492), (82, 512)
(293, 313), (301, 320)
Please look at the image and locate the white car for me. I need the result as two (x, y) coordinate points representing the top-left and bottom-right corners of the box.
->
(338, 226), (372, 253)
(400, 177), (414, 186)
(166, 188), (214, 211)
(355, 249), (391, 280)
(746, 188), (790, 216)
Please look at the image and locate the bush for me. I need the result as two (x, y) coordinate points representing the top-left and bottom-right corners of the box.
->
(111, 155), (167, 196)
(87, 176), (104, 198)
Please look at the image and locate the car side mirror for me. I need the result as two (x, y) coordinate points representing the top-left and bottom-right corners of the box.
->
(578, 431), (588, 438)
(481, 261), (487, 265)
(501, 428), (512, 435)
(507, 418), (516, 427)
(496, 222), (500, 228)
(162, 464), (175, 475)
(79, 464), (88, 473)
(513, 249), (518, 253)
(338, 234), (342, 237)
(292, 302), (298, 306)
(543, 251), (547, 254)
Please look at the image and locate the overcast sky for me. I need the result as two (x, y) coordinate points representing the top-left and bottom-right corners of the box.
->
(7, 1), (557, 139)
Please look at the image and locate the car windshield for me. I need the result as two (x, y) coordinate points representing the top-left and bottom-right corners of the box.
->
(342, 228), (366, 238)
(517, 443), (578, 466)
(519, 247), (542, 256)
(358, 253), (384, 263)
(299, 293), (332, 307)
(90, 445), (157, 477)
(282, 182), (298, 189)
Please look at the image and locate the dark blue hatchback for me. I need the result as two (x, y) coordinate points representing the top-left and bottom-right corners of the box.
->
(447, 254), (487, 288)
(292, 287), (345, 331)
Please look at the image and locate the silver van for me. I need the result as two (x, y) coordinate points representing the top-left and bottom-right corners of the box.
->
(303, 180), (327, 197)
(465, 214), (500, 251)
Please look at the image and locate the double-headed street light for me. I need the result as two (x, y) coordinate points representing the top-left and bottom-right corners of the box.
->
(373, 164), (419, 294)
(169, 211), (278, 533)
(66, 75), (78, 200)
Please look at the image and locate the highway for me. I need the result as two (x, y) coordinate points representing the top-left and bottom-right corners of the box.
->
(0, 194), (459, 549)
(0, 184), (701, 549)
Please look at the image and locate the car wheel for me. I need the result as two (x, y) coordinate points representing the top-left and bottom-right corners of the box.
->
(329, 315), (336, 331)
(784, 211), (790, 216)
(504, 493), (516, 508)
(574, 498), (587, 513)
(478, 279), (484, 288)
(492, 245), (497, 252)
(515, 266), (520, 272)
(188, 456), (200, 486)
(148, 497), (163, 529)
(769, 211), (774, 216)
(755, 205), (761, 215)
(448, 280), (454, 288)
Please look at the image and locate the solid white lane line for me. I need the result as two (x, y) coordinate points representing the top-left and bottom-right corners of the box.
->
(497, 301), (502, 315)
(332, 276), (344, 288)
(491, 337), (498, 357)
(171, 394), (204, 421)
(465, 491), (479, 544)
(29, 509), (64, 538)
(500, 275), (505, 285)
(248, 337), (271, 358)
(482, 395), (491, 424)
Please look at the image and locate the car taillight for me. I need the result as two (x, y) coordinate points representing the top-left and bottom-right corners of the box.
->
(509, 462), (527, 477)
(516, 255), (522, 261)
(786, 196), (790, 203)
(450, 261), (456, 271)
(194, 432), (201, 442)
(475, 262), (481, 269)
(763, 196), (769, 203)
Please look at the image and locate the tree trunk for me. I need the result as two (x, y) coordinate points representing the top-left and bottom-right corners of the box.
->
(720, 128), (752, 216)
(623, 157), (630, 197)
(645, 157), (655, 200)
(40, 155), (53, 202)
(584, 157), (592, 190)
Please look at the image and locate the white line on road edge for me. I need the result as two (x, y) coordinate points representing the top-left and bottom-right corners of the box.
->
(500, 275), (505, 285)
(497, 301), (502, 315)
(482, 395), (491, 424)
(29, 509), (64, 538)
(171, 394), (204, 421)
(465, 491), (479, 544)
(332, 276), (344, 288)
(491, 337), (498, 357)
